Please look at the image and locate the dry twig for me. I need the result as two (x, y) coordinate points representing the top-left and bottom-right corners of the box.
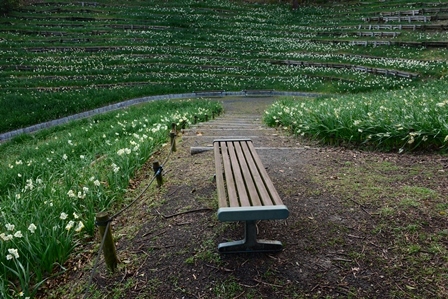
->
(163, 208), (212, 219)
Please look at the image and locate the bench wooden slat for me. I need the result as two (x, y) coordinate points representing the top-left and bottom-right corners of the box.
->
(239, 141), (269, 206)
(220, 142), (239, 207)
(226, 142), (251, 207)
(233, 141), (262, 206)
(246, 141), (284, 206)
(214, 142), (228, 209)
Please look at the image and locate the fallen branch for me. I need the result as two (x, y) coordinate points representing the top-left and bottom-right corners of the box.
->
(142, 228), (168, 239)
(348, 198), (372, 217)
(205, 264), (234, 272)
(163, 208), (212, 219)
(232, 291), (246, 299)
(332, 257), (353, 262)
(167, 185), (184, 197)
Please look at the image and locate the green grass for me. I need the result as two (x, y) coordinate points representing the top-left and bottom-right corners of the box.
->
(306, 152), (447, 298)
(213, 276), (244, 298)
(0, 98), (222, 298)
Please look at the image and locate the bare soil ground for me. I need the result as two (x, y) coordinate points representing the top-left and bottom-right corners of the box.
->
(40, 97), (447, 299)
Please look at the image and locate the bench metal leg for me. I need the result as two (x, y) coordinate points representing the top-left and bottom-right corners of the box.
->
(218, 220), (283, 253)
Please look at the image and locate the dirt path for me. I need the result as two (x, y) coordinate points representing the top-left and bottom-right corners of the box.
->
(127, 96), (325, 297)
(41, 96), (447, 299)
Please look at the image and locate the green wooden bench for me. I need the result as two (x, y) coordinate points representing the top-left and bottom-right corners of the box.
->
(213, 138), (289, 253)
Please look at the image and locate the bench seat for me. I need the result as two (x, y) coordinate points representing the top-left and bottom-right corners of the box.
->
(213, 138), (289, 253)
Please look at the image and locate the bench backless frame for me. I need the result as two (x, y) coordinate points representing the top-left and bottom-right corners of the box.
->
(213, 138), (289, 253)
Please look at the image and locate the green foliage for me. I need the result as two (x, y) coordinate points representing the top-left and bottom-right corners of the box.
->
(0, 0), (21, 14)
(264, 80), (448, 152)
(0, 98), (222, 298)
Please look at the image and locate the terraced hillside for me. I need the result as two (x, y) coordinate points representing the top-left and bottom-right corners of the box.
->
(1, 0), (447, 133)
(1, 1), (448, 298)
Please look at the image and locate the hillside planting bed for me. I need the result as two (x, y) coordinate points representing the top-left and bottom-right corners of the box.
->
(1, 0), (447, 133)
(0, 98), (222, 297)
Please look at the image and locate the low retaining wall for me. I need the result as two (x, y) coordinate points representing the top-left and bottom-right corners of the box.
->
(0, 90), (320, 142)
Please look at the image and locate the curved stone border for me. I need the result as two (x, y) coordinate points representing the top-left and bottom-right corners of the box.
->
(0, 90), (320, 142)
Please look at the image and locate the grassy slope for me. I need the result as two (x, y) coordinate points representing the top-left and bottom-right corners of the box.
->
(0, 0), (447, 133)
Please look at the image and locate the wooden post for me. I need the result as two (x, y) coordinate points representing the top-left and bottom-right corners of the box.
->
(212, 111), (215, 119)
(153, 161), (163, 187)
(170, 131), (176, 152)
(96, 212), (118, 272)
(170, 122), (177, 152)
(205, 114), (208, 122)
(194, 115), (198, 124)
